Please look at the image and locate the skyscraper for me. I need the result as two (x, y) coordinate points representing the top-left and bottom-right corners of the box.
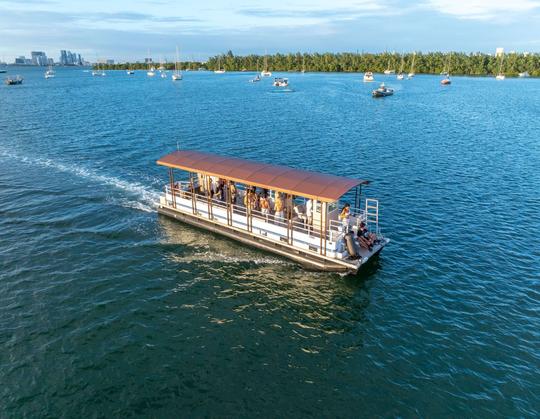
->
(31, 51), (48, 66)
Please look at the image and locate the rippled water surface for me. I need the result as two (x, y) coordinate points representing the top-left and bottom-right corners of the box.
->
(1, 67), (539, 417)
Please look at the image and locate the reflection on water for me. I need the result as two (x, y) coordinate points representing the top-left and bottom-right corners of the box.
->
(158, 214), (374, 339)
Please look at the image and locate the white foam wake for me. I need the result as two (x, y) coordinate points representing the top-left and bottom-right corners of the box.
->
(0, 149), (160, 213)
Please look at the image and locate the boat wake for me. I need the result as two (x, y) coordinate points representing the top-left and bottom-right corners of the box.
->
(0, 149), (160, 213)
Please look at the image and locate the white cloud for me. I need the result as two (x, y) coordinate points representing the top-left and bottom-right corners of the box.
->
(426, 0), (540, 20)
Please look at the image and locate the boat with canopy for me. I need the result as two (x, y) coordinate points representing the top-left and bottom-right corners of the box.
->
(156, 150), (389, 273)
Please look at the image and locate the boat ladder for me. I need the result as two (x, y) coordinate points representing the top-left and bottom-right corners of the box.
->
(365, 198), (379, 235)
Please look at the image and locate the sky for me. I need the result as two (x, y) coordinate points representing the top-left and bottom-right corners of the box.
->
(1, 0), (540, 62)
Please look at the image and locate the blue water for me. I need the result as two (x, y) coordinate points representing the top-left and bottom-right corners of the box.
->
(1, 67), (539, 417)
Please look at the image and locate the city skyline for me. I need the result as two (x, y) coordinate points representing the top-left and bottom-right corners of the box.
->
(1, 0), (540, 62)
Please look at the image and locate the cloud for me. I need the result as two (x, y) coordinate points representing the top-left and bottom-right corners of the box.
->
(425, 0), (540, 20)
(77, 12), (200, 23)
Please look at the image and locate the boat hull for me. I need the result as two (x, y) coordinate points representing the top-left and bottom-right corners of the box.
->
(157, 204), (387, 273)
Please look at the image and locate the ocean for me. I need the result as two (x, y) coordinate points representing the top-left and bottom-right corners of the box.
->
(1, 67), (539, 417)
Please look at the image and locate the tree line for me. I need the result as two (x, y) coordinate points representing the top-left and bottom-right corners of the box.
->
(98, 51), (540, 77)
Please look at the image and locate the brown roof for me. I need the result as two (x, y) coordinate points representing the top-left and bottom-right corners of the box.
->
(157, 150), (368, 202)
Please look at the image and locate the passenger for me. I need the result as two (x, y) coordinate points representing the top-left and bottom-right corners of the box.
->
(339, 203), (351, 232)
(274, 193), (284, 223)
(357, 222), (376, 251)
(260, 195), (270, 221)
(230, 182), (237, 205)
(306, 199), (313, 227)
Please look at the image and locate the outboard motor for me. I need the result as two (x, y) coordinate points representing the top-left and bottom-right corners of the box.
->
(344, 231), (359, 259)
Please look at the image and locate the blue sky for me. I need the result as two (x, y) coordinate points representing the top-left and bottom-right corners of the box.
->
(1, 0), (540, 62)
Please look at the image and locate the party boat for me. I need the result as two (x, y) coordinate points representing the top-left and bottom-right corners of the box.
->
(156, 150), (389, 273)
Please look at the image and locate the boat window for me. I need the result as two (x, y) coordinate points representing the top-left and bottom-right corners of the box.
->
(328, 201), (338, 212)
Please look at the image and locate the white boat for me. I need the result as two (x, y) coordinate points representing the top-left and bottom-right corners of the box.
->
(172, 46), (183, 81)
(250, 74), (261, 83)
(363, 72), (374, 82)
(156, 150), (389, 274)
(214, 55), (225, 73)
(160, 71), (167, 78)
(372, 83), (394, 97)
(147, 69), (155, 77)
(383, 55), (395, 74)
(301, 55), (306, 73)
(518, 71), (530, 78)
(396, 54), (405, 79)
(126, 69), (135, 75)
(495, 52), (505, 80)
(408, 52), (416, 79)
(440, 53), (452, 84)
(44, 65), (55, 79)
(92, 67), (106, 77)
(261, 51), (272, 77)
(273, 77), (288, 87)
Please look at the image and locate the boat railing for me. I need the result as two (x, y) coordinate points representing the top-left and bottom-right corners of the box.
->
(163, 184), (348, 248)
(164, 184), (379, 249)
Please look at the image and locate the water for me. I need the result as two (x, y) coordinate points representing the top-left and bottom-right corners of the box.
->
(1, 67), (539, 417)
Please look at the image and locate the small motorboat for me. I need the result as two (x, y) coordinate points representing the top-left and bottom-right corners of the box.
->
(160, 71), (167, 78)
(4, 75), (23, 85)
(518, 71), (529, 78)
(261, 70), (272, 77)
(396, 73), (404, 80)
(407, 72), (415, 79)
(249, 75), (261, 83)
(496, 73), (505, 80)
(440, 76), (451, 85)
(273, 77), (288, 87)
(363, 71), (374, 82)
(372, 83), (394, 98)
(126, 70), (135, 75)
(172, 73), (182, 81)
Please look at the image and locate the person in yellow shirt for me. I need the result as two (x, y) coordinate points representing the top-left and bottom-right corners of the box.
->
(274, 193), (284, 223)
(339, 203), (351, 232)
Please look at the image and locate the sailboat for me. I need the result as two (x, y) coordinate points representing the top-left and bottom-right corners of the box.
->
(44, 64), (55, 79)
(396, 54), (405, 80)
(261, 51), (271, 77)
(496, 53), (505, 80)
(383, 54), (395, 74)
(301, 55), (306, 74)
(407, 52), (416, 79)
(92, 61), (106, 77)
(172, 46), (183, 81)
(440, 52), (452, 85)
(214, 55), (225, 74)
(147, 50), (156, 77)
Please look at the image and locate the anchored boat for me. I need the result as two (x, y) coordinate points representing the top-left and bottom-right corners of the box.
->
(156, 150), (389, 274)
(4, 75), (23, 85)
(372, 83), (394, 97)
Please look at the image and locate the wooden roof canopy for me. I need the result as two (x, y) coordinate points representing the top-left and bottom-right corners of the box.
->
(157, 150), (369, 202)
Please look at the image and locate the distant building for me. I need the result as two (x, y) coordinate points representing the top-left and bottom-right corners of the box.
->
(495, 47), (504, 57)
(47, 58), (54, 66)
(15, 56), (26, 65)
(31, 51), (48, 66)
(60, 50), (84, 66)
(144, 58), (153, 63)
(106, 59), (114, 65)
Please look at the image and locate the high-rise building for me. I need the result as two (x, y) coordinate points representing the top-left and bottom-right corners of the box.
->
(15, 56), (26, 65)
(60, 50), (68, 65)
(31, 51), (48, 66)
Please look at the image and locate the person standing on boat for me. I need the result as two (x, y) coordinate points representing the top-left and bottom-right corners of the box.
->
(339, 203), (351, 232)
(230, 182), (237, 205)
(306, 199), (313, 227)
(274, 193), (284, 224)
(260, 194), (270, 221)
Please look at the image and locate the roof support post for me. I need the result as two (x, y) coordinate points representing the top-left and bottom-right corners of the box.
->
(287, 194), (293, 245)
(226, 180), (232, 226)
(323, 201), (328, 256)
(319, 201), (323, 255)
(168, 168), (176, 208)
(205, 175), (212, 220)
(189, 172), (196, 215)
